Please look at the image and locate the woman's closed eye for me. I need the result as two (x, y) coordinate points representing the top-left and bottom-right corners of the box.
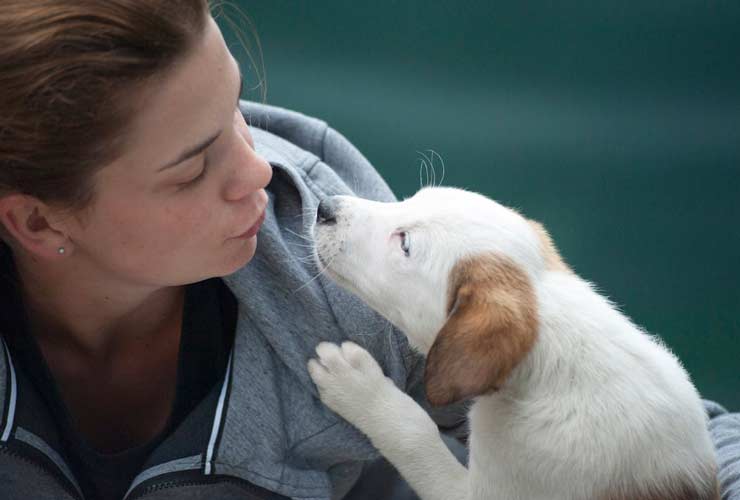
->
(176, 105), (244, 191)
(177, 156), (209, 189)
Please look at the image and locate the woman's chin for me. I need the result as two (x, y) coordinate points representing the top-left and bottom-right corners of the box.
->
(221, 234), (259, 275)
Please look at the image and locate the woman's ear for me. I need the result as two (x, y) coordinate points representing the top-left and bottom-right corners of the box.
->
(0, 194), (71, 258)
(424, 253), (539, 406)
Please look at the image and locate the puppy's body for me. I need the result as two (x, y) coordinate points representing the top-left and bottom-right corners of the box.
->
(472, 271), (713, 499)
(308, 187), (718, 500)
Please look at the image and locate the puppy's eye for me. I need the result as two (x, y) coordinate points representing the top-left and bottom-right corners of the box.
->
(400, 231), (411, 256)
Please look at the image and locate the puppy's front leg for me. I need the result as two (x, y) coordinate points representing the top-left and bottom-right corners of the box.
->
(308, 342), (469, 500)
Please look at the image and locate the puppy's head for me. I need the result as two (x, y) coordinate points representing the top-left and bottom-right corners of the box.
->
(312, 187), (567, 405)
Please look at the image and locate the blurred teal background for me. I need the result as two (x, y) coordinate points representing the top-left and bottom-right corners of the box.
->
(219, 2), (740, 408)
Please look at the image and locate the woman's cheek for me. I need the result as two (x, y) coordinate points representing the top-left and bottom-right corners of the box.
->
(191, 202), (219, 230)
(160, 201), (212, 243)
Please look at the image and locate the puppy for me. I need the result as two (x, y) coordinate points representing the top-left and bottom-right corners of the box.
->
(307, 187), (719, 500)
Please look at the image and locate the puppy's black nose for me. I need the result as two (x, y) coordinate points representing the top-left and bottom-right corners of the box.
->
(317, 197), (338, 224)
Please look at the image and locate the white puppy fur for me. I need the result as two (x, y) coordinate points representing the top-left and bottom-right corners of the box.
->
(307, 187), (718, 500)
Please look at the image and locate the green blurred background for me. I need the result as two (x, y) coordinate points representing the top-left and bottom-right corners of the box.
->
(219, 1), (740, 408)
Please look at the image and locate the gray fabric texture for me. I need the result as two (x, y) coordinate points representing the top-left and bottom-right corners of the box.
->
(0, 450), (78, 500)
(125, 481), (283, 500)
(706, 400), (740, 499)
(14, 427), (84, 498)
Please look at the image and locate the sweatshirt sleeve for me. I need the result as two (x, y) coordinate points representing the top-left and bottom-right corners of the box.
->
(705, 400), (740, 499)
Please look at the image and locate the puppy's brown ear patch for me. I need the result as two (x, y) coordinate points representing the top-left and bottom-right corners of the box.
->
(424, 253), (539, 406)
(527, 219), (571, 273)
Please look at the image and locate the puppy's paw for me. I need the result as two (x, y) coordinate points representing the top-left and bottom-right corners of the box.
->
(308, 341), (391, 425)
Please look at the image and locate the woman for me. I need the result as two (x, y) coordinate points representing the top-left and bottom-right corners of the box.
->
(0, 2), (737, 500)
(0, 1), (467, 499)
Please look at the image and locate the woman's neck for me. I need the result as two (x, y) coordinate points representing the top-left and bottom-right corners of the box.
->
(12, 247), (186, 362)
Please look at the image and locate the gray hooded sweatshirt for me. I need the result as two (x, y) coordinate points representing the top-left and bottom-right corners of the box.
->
(0, 102), (738, 500)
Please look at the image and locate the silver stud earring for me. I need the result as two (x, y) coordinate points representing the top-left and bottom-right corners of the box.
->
(57, 247), (66, 255)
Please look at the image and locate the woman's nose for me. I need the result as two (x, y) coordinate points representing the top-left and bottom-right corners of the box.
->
(223, 147), (272, 202)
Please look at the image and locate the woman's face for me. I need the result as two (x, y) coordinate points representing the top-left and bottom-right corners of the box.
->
(65, 16), (272, 287)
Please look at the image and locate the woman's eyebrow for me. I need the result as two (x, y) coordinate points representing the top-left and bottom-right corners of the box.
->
(158, 73), (244, 172)
(158, 132), (221, 171)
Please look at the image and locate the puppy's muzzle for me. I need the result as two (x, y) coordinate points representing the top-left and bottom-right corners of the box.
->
(317, 196), (340, 225)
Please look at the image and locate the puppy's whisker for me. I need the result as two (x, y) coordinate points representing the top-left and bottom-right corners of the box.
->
(291, 208), (318, 219)
(428, 153), (436, 188)
(417, 155), (430, 189)
(279, 248), (319, 264)
(292, 251), (337, 294)
(283, 233), (315, 246)
(417, 150), (439, 188)
(292, 252), (319, 263)
(426, 149), (445, 187)
(424, 157), (431, 188)
(435, 151), (446, 186)
(431, 149), (444, 187)
(284, 227), (314, 243)
(286, 237), (315, 247)
(285, 241), (316, 250)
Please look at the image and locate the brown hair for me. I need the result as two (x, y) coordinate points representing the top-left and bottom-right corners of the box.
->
(0, 0), (209, 211)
